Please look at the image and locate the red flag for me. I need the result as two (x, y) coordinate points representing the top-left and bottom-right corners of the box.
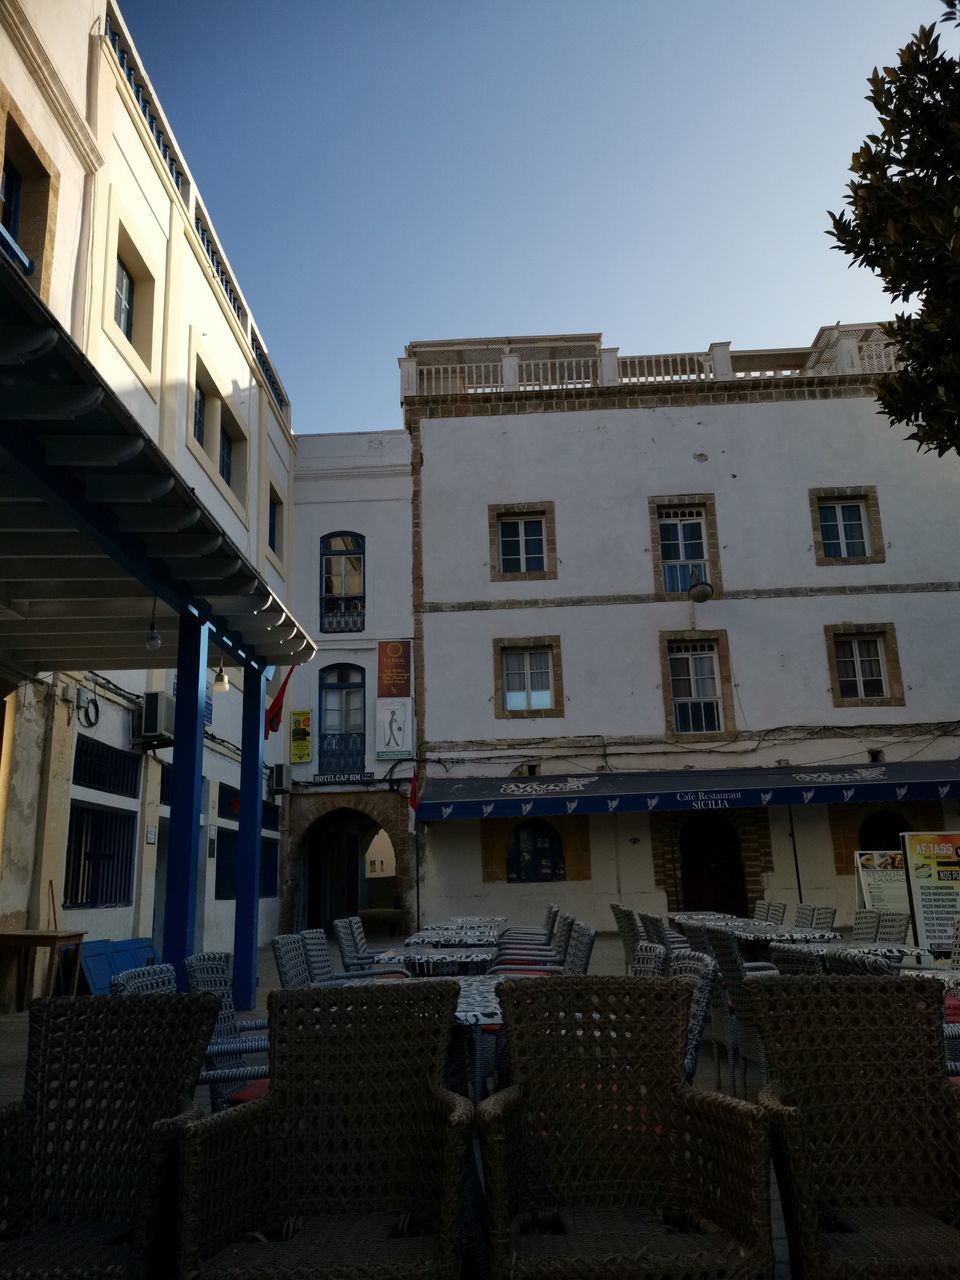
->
(264, 667), (294, 739)
(408, 773), (419, 833)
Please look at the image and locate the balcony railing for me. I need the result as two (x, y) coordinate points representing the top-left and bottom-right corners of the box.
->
(320, 597), (365, 633)
(519, 357), (599, 390)
(619, 352), (711, 384)
(316, 733), (365, 774)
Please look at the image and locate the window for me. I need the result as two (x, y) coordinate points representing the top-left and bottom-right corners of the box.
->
(810, 487), (885, 565)
(660, 630), (735, 738)
(1, 157), (21, 240)
(320, 532), (365, 632)
(0, 114), (58, 295)
(318, 664), (365, 771)
(494, 636), (564, 719)
(668, 641), (722, 733)
(507, 819), (566, 882)
(64, 803), (136, 908)
(193, 384), (205, 445)
(73, 735), (141, 799)
(114, 257), (134, 340)
(214, 831), (279, 900)
(489, 502), (557, 581)
(218, 426), (233, 486)
(218, 402), (247, 502)
(825, 623), (904, 706)
(267, 487), (284, 559)
(649, 495), (722, 599)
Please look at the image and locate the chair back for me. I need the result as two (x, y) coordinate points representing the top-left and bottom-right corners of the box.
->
(876, 910), (910, 944)
(609, 902), (642, 971)
(271, 933), (312, 988)
(677, 919), (714, 956)
(637, 911), (670, 950)
(349, 915), (371, 959)
(267, 981), (460, 1215)
(183, 951), (242, 1041)
(851, 908), (879, 943)
(630, 941), (668, 977)
(765, 901), (787, 925)
(828, 949), (896, 976)
(549, 912), (575, 961)
(668, 949), (719, 1081)
(563, 921), (596, 974)
(495, 977), (691, 1205)
(769, 942), (825, 975)
(22, 993), (216, 1226)
(811, 905), (836, 930)
(109, 962), (176, 995)
(542, 902), (560, 940)
(753, 899), (770, 921)
(300, 928), (336, 982)
(793, 904), (815, 928)
(332, 916), (363, 968)
(750, 976), (956, 1206)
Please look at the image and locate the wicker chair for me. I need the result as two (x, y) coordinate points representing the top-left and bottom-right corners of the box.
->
(705, 925), (770, 1096)
(271, 932), (314, 988)
(828, 949), (898, 975)
(477, 977), (772, 1280)
(109, 962), (177, 994)
(183, 952), (269, 1112)
(752, 975), (960, 1280)
(332, 915), (406, 973)
(952, 918), (960, 969)
(877, 910), (910, 944)
(629, 940), (668, 976)
(668, 948), (720, 1082)
(812, 905), (837, 930)
(610, 902), (643, 972)
(793, 903), (815, 928)
(765, 901), (787, 925)
(851, 908), (880, 944)
(753, 899), (771, 921)
(493, 913), (575, 966)
(0, 993), (216, 1280)
(300, 927), (405, 982)
(178, 982), (473, 1280)
(637, 911), (690, 956)
(489, 921), (595, 976)
(769, 941), (826, 975)
(500, 903), (559, 945)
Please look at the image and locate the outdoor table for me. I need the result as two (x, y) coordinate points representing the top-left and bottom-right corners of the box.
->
(405, 923), (505, 948)
(0, 928), (85, 1010)
(727, 923), (841, 945)
(375, 947), (496, 976)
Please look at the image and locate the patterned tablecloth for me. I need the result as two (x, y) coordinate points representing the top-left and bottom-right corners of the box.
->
(376, 948), (496, 976)
(454, 972), (542, 1025)
(672, 912), (841, 945)
(405, 924), (505, 948)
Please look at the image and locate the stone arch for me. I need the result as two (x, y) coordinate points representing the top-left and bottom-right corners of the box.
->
(650, 806), (773, 914)
(283, 790), (411, 933)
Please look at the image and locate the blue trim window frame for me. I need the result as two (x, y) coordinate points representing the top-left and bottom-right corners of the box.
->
(1, 157), (21, 240)
(115, 257), (134, 341)
(507, 818), (566, 883)
(658, 506), (707, 595)
(818, 501), (867, 559)
(668, 640), (722, 734)
(320, 532), (365, 632)
(318, 663), (365, 772)
(498, 516), (544, 573)
(218, 426), (233, 487)
(193, 385), (205, 446)
(268, 493), (280, 553)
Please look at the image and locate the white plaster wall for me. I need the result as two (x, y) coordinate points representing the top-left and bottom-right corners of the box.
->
(19, 1), (103, 113)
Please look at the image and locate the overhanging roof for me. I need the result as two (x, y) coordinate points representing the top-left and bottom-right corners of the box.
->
(0, 259), (316, 677)
(416, 760), (960, 821)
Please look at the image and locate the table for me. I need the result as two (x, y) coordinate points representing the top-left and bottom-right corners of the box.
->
(376, 947), (496, 976)
(405, 923), (505, 948)
(0, 928), (85, 1010)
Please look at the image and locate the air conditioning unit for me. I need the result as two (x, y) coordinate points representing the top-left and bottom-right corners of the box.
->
(271, 763), (291, 795)
(140, 691), (176, 744)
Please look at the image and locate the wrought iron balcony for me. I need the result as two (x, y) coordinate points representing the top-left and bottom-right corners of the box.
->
(320, 597), (365, 633)
(316, 733), (365, 774)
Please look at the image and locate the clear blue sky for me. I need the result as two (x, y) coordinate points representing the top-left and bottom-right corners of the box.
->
(118, 0), (938, 433)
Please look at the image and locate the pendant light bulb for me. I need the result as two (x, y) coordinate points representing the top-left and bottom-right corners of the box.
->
(213, 660), (230, 694)
(145, 599), (161, 651)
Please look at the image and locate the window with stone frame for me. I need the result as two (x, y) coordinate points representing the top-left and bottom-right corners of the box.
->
(489, 502), (557, 581)
(659, 630), (736, 739)
(649, 495), (723, 599)
(0, 112), (59, 301)
(493, 636), (564, 719)
(809, 487), (885, 566)
(825, 623), (904, 708)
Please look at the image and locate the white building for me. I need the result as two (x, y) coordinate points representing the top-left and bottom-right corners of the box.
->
(398, 329), (960, 929)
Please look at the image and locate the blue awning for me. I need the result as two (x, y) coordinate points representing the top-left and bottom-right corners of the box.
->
(416, 759), (960, 821)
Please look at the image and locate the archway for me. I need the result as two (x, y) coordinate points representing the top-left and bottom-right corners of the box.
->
(679, 812), (747, 915)
(857, 810), (911, 852)
(301, 807), (397, 929)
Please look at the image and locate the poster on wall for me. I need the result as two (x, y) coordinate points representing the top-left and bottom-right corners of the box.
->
(901, 831), (960, 952)
(289, 709), (312, 764)
(378, 641), (411, 698)
(854, 849), (910, 915)
(375, 697), (414, 759)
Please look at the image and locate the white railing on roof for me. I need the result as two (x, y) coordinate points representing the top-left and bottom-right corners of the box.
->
(518, 357), (599, 390)
(417, 363), (503, 395)
(618, 352), (712, 384)
(856, 337), (898, 374)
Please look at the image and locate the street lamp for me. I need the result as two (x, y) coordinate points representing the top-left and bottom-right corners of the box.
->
(686, 568), (714, 605)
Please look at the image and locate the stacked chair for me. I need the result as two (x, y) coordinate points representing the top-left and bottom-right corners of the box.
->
(637, 911), (690, 957)
(177, 981), (473, 1279)
(489, 919), (595, 975)
(667, 947), (720, 1083)
(706, 924), (770, 1097)
(183, 952), (270, 1110)
(332, 915), (407, 972)
(629, 941), (668, 977)
(851, 908), (880, 943)
(812, 905), (837, 929)
(752, 975), (960, 1278)
(793, 903), (815, 928)
(301, 927), (405, 981)
(498, 902), (559, 946)
(477, 976), (772, 1280)
(753, 899), (770, 921)
(491, 912), (575, 970)
(769, 941), (826, 975)
(764, 901), (787, 925)
(876, 910), (910, 944)
(0, 992), (216, 1279)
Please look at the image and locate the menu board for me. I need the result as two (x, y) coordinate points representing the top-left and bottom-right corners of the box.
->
(902, 832), (960, 952)
(854, 849), (910, 915)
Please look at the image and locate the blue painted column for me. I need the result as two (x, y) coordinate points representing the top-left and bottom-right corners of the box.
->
(234, 667), (266, 1009)
(163, 611), (210, 984)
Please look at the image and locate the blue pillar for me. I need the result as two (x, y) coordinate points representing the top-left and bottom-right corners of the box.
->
(234, 667), (266, 1009)
(163, 612), (210, 984)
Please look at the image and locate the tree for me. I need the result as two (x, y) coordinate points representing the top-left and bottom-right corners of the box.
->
(828, 1), (960, 455)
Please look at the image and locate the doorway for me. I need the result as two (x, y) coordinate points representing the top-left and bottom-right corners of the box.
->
(679, 812), (747, 916)
(858, 810), (911, 852)
(303, 808), (396, 929)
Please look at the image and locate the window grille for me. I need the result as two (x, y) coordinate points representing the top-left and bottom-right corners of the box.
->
(498, 517), (545, 573)
(64, 803), (136, 908)
(668, 641), (722, 733)
(819, 501), (867, 558)
(73, 734), (141, 798)
(320, 533), (364, 633)
(217, 782), (240, 820)
(659, 508), (707, 594)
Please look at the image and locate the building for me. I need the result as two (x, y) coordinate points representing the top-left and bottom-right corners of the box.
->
(0, 0), (313, 1007)
(397, 328), (960, 929)
(284, 430), (414, 933)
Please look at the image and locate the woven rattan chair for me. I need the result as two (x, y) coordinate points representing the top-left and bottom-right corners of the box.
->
(752, 899), (771, 921)
(829, 949), (898, 975)
(793, 903), (815, 928)
(489, 921), (595, 976)
(705, 925), (770, 1096)
(178, 981), (473, 1280)
(300, 928), (405, 981)
(769, 941), (826, 975)
(952, 918), (960, 969)
(109, 962), (177, 994)
(477, 977), (772, 1280)
(610, 902), (643, 972)
(812, 905), (837, 930)
(672, 926), (734, 1087)
(637, 911), (689, 955)
(493, 913), (575, 966)
(271, 932), (315, 988)
(851, 908), (880, 944)
(629, 940), (668, 976)
(877, 910), (910, 944)
(500, 904), (559, 945)
(0, 992), (216, 1280)
(752, 975), (960, 1279)
(765, 901), (787, 925)
(668, 948), (720, 1082)
(183, 952), (269, 1112)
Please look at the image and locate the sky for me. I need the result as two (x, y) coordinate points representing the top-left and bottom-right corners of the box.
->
(117, 0), (940, 434)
